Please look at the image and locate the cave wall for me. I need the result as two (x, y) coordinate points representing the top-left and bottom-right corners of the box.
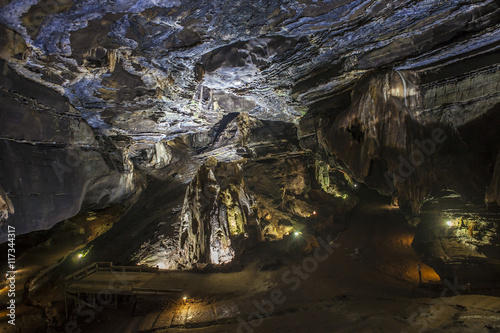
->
(0, 60), (136, 242)
(486, 150), (500, 206)
(313, 58), (500, 286)
(316, 63), (500, 208)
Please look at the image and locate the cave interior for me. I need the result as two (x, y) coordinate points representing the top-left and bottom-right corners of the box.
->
(1, 0), (500, 332)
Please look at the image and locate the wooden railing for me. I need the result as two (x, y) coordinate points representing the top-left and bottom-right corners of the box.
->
(64, 262), (160, 281)
(131, 287), (183, 295)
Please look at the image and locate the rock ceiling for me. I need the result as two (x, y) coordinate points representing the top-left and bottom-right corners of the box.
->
(0, 0), (498, 140)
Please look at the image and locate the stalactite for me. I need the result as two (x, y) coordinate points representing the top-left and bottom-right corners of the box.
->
(108, 49), (119, 72)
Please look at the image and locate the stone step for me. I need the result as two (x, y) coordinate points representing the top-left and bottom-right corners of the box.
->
(137, 310), (161, 331)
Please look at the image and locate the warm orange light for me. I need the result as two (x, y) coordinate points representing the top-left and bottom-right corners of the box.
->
(312, 211), (317, 215)
(0, 285), (8, 295)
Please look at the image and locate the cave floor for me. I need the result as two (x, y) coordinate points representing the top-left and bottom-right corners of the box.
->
(2, 201), (500, 332)
(78, 202), (500, 333)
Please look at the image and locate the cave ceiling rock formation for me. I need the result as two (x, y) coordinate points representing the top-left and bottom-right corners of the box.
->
(0, 0), (499, 283)
(0, 0), (497, 144)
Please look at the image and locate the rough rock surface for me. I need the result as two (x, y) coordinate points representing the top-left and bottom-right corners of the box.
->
(0, 0), (499, 138)
(177, 162), (256, 266)
(0, 184), (14, 220)
(128, 113), (356, 269)
(317, 67), (500, 212)
(0, 0), (499, 285)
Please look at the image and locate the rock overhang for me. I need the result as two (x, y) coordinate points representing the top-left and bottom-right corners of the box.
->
(0, 0), (498, 142)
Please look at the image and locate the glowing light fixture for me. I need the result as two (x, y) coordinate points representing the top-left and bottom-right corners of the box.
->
(294, 231), (301, 237)
(446, 221), (453, 227)
(354, 184), (357, 188)
(76, 245), (93, 260)
(312, 211), (317, 215)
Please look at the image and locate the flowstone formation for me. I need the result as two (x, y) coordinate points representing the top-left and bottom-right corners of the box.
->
(178, 162), (254, 266)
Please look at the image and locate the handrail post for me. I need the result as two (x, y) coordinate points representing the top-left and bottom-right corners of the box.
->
(64, 287), (68, 318)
